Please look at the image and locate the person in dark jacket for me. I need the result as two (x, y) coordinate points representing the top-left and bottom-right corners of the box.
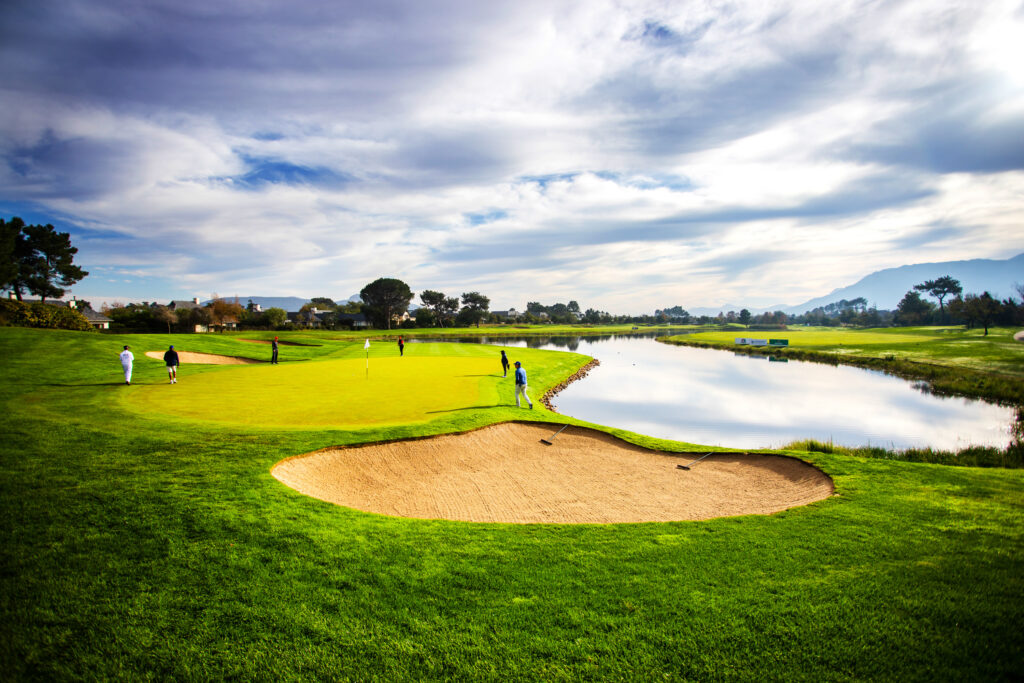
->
(398, 336), (405, 357)
(513, 361), (533, 409)
(164, 345), (180, 384)
(271, 336), (279, 364)
(500, 350), (510, 377)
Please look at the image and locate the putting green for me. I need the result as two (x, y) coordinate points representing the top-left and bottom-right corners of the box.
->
(125, 355), (506, 428)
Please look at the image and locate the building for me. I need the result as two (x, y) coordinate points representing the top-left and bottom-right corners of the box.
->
(168, 297), (203, 312)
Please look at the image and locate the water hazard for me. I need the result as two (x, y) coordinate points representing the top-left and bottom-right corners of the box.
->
(417, 333), (1017, 450)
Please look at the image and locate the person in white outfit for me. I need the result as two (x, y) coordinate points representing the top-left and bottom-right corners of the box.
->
(119, 345), (134, 385)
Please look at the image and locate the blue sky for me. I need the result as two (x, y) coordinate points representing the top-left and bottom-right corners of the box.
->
(1, 0), (1022, 312)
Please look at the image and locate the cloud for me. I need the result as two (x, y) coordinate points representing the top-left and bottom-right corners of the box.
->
(0, 0), (1022, 312)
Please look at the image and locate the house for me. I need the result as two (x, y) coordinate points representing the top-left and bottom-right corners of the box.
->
(335, 313), (368, 329)
(287, 309), (324, 328)
(72, 303), (113, 330)
(492, 308), (520, 320)
(168, 297), (203, 311)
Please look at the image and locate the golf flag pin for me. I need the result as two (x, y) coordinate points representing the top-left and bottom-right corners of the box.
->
(364, 338), (370, 350)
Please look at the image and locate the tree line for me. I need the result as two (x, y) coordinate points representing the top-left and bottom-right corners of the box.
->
(657, 276), (1024, 333)
(894, 277), (1024, 334)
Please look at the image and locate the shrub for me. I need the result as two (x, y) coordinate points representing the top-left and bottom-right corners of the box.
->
(0, 299), (93, 331)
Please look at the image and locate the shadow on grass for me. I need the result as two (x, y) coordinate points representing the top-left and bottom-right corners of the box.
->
(425, 405), (526, 414)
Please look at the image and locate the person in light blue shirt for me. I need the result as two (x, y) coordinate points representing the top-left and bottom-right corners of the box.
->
(513, 361), (533, 409)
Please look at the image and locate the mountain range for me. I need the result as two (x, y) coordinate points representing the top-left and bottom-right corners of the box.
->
(221, 254), (1021, 317)
(688, 252), (1024, 317)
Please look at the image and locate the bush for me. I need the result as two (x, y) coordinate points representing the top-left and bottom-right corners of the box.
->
(0, 299), (93, 331)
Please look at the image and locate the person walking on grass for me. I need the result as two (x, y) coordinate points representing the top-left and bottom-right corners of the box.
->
(398, 336), (405, 356)
(119, 345), (134, 385)
(271, 336), (279, 364)
(513, 361), (533, 409)
(164, 345), (180, 384)
(500, 350), (510, 377)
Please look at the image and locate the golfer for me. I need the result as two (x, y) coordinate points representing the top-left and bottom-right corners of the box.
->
(271, 336), (279, 364)
(398, 336), (405, 357)
(513, 361), (533, 409)
(164, 345), (180, 384)
(500, 350), (510, 377)
(119, 345), (134, 385)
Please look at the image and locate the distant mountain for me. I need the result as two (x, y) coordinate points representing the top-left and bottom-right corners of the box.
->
(788, 252), (1023, 313)
(687, 252), (1023, 316)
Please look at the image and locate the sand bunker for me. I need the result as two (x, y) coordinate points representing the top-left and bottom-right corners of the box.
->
(144, 350), (262, 365)
(272, 422), (834, 523)
(1014, 330), (1024, 343)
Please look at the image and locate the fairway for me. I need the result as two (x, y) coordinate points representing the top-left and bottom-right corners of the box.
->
(126, 354), (505, 427)
(2, 328), (1022, 681)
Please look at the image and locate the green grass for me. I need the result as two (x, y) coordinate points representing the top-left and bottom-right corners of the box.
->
(665, 325), (1024, 404)
(2, 327), (1023, 680)
(125, 343), (571, 429)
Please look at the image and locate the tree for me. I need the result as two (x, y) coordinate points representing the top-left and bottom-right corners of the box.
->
(262, 307), (287, 328)
(738, 309), (751, 327)
(460, 292), (490, 328)
(154, 306), (176, 334)
(420, 290), (449, 327)
(440, 297), (460, 327)
(208, 297), (244, 327)
(19, 222), (89, 301)
(959, 292), (1001, 335)
(414, 307), (436, 327)
(894, 290), (934, 326)
(0, 217), (22, 294)
(309, 297), (338, 311)
(360, 278), (413, 329)
(914, 276), (962, 319)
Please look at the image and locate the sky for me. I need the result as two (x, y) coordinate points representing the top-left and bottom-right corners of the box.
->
(1, 0), (1022, 314)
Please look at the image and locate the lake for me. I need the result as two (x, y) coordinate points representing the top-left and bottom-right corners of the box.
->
(418, 333), (1017, 450)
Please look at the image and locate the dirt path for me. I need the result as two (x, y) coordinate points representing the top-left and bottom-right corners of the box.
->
(272, 422), (834, 523)
(144, 351), (263, 365)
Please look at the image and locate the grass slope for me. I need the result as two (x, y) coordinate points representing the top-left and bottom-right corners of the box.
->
(665, 325), (1024, 404)
(1, 327), (1022, 681)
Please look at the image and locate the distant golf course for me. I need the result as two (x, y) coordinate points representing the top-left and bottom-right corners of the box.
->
(2, 325), (1022, 680)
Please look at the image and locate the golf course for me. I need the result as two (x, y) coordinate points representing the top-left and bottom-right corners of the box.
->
(2, 326), (1023, 680)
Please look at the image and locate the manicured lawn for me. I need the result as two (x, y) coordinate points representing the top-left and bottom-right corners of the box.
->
(126, 344), (566, 429)
(1, 327), (1022, 681)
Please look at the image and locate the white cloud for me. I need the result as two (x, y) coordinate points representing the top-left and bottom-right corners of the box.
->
(0, 0), (1021, 312)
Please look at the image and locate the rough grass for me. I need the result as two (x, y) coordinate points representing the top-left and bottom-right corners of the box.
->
(2, 327), (1023, 681)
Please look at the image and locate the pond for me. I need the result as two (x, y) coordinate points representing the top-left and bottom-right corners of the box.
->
(415, 333), (1017, 450)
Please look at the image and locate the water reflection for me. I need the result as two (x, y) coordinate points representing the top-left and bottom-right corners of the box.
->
(416, 334), (1016, 450)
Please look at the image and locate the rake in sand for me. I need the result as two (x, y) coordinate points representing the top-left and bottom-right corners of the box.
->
(676, 452), (715, 470)
(540, 424), (569, 445)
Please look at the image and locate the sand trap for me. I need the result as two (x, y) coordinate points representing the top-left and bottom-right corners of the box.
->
(272, 422), (834, 523)
(1014, 330), (1024, 342)
(144, 350), (262, 365)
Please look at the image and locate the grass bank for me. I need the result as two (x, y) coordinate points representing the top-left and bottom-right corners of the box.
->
(661, 325), (1024, 405)
(2, 327), (1022, 680)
